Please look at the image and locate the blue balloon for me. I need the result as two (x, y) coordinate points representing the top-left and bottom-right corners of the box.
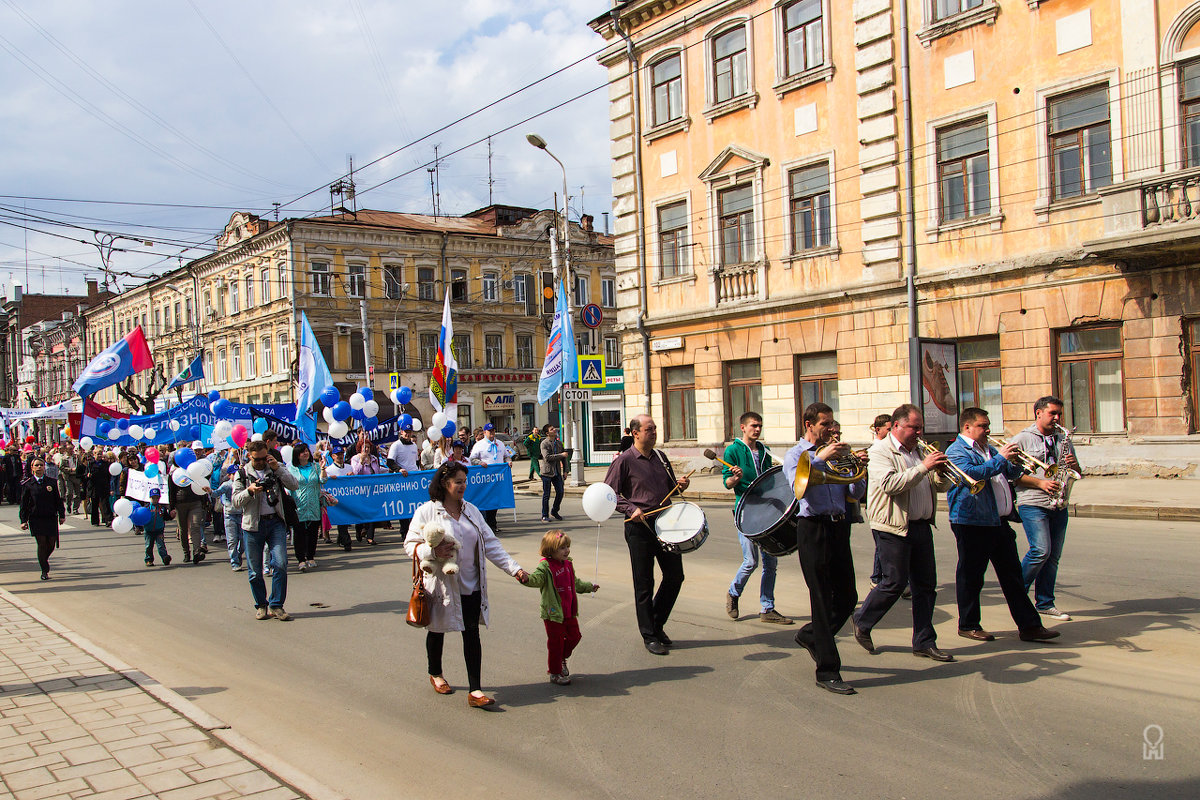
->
(442, 420), (457, 437)
(189, 425), (202, 441)
(332, 401), (352, 422)
(213, 399), (232, 418)
(358, 387), (373, 401)
(226, 464), (239, 474)
(116, 418), (130, 431)
(362, 416), (379, 432)
(175, 448), (197, 468)
(397, 386), (412, 405)
(208, 390), (221, 402)
(320, 386), (340, 408)
(130, 506), (152, 526)
(352, 408), (366, 422)
(252, 417), (268, 434)
(98, 420), (112, 436)
(145, 463), (159, 479)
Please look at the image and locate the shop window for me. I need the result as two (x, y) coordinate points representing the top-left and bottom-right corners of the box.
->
(664, 366), (696, 441)
(726, 360), (762, 441)
(1056, 326), (1124, 432)
(593, 409), (623, 451)
(957, 337), (1002, 429)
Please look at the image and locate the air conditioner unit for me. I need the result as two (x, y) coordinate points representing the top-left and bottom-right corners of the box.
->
(502, 280), (513, 290)
(214, 277), (225, 290)
(335, 323), (353, 335)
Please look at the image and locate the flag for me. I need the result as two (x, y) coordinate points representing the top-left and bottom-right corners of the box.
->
(429, 292), (458, 418)
(295, 312), (333, 444)
(73, 325), (154, 397)
(165, 351), (204, 391)
(537, 280), (578, 404)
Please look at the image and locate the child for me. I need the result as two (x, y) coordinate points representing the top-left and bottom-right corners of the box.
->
(143, 488), (174, 567)
(523, 531), (598, 685)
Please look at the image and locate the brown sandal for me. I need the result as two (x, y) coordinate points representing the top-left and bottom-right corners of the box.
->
(430, 675), (454, 695)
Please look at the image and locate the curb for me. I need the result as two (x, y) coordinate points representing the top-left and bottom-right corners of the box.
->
(0, 586), (346, 800)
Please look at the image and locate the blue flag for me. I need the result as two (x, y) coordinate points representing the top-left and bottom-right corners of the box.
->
(295, 312), (333, 445)
(537, 280), (577, 404)
(73, 326), (155, 397)
(165, 351), (204, 391)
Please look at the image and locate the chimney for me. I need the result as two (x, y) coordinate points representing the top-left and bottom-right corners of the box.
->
(12, 283), (22, 303)
(581, 214), (594, 232)
(86, 279), (99, 300)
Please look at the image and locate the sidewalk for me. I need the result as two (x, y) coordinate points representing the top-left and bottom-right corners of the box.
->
(0, 588), (341, 800)
(516, 465), (1200, 522)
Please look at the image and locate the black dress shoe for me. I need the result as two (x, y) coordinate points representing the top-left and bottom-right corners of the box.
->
(815, 678), (856, 695)
(794, 633), (817, 663)
(958, 629), (996, 642)
(853, 624), (877, 655)
(913, 646), (955, 662)
(644, 640), (669, 656)
(654, 631), (673, 647)
(1019, 626), (1061, 642)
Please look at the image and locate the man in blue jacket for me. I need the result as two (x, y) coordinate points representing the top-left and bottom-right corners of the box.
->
(946, 408), (1059, 643)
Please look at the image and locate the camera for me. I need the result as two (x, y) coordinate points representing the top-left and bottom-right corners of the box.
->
(257, 475), (280, 507)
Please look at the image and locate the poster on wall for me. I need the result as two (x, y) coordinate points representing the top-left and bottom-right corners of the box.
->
(918, 338), (959, 435)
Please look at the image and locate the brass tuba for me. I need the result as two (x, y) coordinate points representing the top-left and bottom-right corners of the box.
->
(792, 448), (867, 498)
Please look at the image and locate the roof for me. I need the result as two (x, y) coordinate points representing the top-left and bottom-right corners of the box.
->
(302, 209), (499, 236)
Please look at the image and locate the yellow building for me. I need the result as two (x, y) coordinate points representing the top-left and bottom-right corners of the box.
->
(591, 0), (1200, 473)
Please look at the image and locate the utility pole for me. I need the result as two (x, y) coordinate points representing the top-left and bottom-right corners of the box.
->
(359, 296), (371, 393)
(487, 137), (495, 206)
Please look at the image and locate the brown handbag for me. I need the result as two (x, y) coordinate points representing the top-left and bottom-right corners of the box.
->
(406, 550), (432, 628)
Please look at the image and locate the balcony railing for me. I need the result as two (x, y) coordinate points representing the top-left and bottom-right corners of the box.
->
(1142, 174), (1200, 226)
(1086, 168), (1200, 264)
(713, 262), (764, 306)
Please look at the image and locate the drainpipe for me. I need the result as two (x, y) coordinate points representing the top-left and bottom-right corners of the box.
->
(611, 10), (652, 414)
(899, 0), (921, 405)
(286, 222), (298, 395)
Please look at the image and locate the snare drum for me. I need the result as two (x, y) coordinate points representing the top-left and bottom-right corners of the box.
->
(734, 466), (800, 557)
(654, 501), (710, 554)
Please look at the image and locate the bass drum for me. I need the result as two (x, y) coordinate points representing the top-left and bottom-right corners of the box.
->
(734, 465), (799, 557)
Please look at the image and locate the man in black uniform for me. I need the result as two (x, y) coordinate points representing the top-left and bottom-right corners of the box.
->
(20, 458), (66, 580)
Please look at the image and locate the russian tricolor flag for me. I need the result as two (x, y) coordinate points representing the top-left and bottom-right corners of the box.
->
(73, 325), (155, 398)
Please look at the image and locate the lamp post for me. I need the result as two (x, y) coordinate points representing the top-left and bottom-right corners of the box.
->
(526, 133), (583, 486)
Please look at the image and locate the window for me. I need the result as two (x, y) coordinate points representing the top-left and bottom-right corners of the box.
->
(217, 348), (227, 383)
(593, 409), (622, 452)
(789, 163), (831, 251)
(516, 334), (534, 369)
(245, 276), (254, 309)
(601, 278), (616, 308)
(418, 267), (436, 301)
(386, 332), (406, 371)
(453, 333), (471, 366)
(451, 269), (467, 303)
(719, 184), (754, 265)
(664, 366), (696, 441)
(1190, 320), (1200, 431)
(513, 274), (527, 304)
(348, 263), (365, 298)
(485, 334), (503, 369)
(658, 201), (689, 278)
(482, 272), (498, 302)
(419, 332), (438, 369)
(933, 0), (983, 21)
(795, 353), (839, 436)
(1048, 86), (1112, 200)
(261, 336), (272, 374)
(277, 334), (289, 375)
(384, 265), (403, 299)
(185, 298), (192, 325)
(957, 337), (1003, 430)
(573, 276), (590, 308)
(174, 303), (181, 329)
(204, 351), (213, 383)
(277, 263), (287, 299)
(349, 332), (366, 371)
(175, 358), (184, 376)
(231, 345), (241, 381)
(1057, 326), (1124, 432)
(725, 360), (762, 440)
(712, 26), (749, 104)
(311, 261), (331, 295)
(261, 269), (270, 304)
(605, 336), (620, 368)
(154, 309), (161, 335)
(1182, 62), (1200, 168)
(204, 293), (212, 321)
(651, 53), (684, 126)
(937, 118), (990, 222)
(782, 0), (823, 76)
(245, 340), (256, 378)
(230, 280), (239, 314)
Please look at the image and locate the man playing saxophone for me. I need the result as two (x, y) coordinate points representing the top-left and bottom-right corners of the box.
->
(1011, 396), (1082, 622)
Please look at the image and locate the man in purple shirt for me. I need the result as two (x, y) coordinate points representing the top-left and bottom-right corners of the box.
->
(603, 414), (690, 655)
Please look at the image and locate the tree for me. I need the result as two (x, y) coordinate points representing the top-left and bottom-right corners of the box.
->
(116, 365), (168, 414)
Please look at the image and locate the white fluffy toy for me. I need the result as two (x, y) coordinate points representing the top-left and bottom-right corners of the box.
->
(415, 517), (460, 576)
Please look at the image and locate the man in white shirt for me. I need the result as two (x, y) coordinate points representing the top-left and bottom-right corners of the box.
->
(386, 424), (419, 540)
(320, 446), (353, 551)
(469, 423), (510, 533)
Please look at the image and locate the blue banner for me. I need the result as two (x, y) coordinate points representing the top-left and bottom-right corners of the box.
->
(324, 464), (515, 524)
(96, 397), (305, 447)
(249, 409), (404, 450)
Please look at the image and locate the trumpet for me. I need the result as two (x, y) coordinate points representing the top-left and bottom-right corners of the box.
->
(915, 438), (986, 495)
(826, 434), (868, 480)
(987, 435), (1057, 478)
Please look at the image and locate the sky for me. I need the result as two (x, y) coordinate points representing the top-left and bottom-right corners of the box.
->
(0, 0), (615, 299)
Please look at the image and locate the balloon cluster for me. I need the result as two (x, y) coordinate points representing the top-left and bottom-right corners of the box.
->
(389, 387), (424, 432)
(320, 386), (380, 439)
(111, 497), (155, 534)
(95, 417), (159, 444)
(171, 446), (214, 493)
(423, 410), (458, 443)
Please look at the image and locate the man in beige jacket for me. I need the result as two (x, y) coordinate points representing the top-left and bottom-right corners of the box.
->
(852, 404), (955, 662)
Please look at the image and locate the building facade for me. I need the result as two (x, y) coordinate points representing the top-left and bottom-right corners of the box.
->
(591, 0), (1200, 475)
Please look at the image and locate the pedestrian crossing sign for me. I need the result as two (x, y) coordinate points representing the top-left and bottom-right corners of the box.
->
(389, 372), (400, 391)
(577, 355), (605, 389)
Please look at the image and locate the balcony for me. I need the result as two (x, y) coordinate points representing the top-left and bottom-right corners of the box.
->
(711, 261), (765, 306)
(1084, 167), (1200, 266)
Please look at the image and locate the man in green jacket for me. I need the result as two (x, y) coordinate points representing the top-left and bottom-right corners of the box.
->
(523, 427), (542, 480)
(722, 411), (791, 625)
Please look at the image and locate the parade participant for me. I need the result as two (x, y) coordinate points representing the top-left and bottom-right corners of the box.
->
(232, 440), (300, 621)
(320, 445), (352, 551)
(469, 423), (511, 533)
(1, 443), (20, 504)
(213, 450), (244, 570)
(20, 458), (66, 580)
(854, 404), (953, 662)
(868, 413), (895, 589)
(946, 408), (1061, 643)
(782, 404), (866, 694)
(288, 442), (323, 572)
(538, 424), (568, 523)
(448, 439), (470, 466)
(523, 426), (542, 480)
(169, 442), (210, 564)
(350, 440), (384, 545)
(87, 452), (113, 527)
(406, 461), (528, 708)
(1012, 396), (1081, 621)
(386, 424), (418, 541)
(522, 530), (598, 685)
(60, 447), (82, 515)
(722, 411), (790, 624)
(602, 414), (689, 655)
(141, 487), (173, 567)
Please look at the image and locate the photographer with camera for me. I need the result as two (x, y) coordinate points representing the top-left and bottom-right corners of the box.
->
(232, 440), (300, 621)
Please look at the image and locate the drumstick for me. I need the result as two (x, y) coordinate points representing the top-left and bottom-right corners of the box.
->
(702, 448), (736, 470)
(653, 468), (697, 509)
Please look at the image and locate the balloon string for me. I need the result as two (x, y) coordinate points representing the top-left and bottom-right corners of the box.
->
(594, 521), (601, 584)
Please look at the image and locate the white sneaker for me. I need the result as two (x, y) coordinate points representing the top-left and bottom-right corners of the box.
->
(1043, 607), (1072, 621)
(298, 561), (308, 573)
(308, 558), (317, 568)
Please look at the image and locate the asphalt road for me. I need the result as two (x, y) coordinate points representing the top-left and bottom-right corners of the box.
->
(1, 496), (1197, 800)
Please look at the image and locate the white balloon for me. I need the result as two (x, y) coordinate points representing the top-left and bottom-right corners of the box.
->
(144, 428), (157, 441)
(113, 498), (134, 517)
(108, 461), (123, 476)
(53, 454), (63, 466)
(169, 420), (181, 432)
(349, 393), (365, 410)
(128, 424), (144, 440)
(190, 480), (208, 495)
(198, 457), (214, 476)
(112, 516), (134, 534)
(581, 482), (619, 523)
(79, 436), (94, 449)
(323, 406), (336, 424)
(251, 432), (264, 442)
(280, 445), (294, 465)
(328, 421), (348, 439)
(427, 427), (443, 443)
(421, 440), (431, 451)
(107, 428), (120, 441)
(186, 461), (208, 482)
(411, 418), (423, 431)
(391, 388), (404, 405)
(172, 467), (192, 487)
(362, 400), (379, 417)
(431, 412), (447, 429)
(214, 420), (233, 436)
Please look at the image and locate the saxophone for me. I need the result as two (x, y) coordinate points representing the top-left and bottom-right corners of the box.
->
(1050, 424), (1081, 510)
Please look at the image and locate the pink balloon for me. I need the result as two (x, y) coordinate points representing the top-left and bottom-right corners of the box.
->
(231, 425), (249, 448)
(145, 447), (160, 464)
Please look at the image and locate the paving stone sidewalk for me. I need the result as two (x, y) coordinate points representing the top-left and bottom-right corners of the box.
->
(0, 588), (336, 800)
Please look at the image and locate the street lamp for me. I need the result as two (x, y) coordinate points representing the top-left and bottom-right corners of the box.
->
(526, 133), (583, 486)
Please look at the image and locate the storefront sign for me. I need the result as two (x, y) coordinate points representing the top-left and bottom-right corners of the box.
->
(483, 392), (515, 411)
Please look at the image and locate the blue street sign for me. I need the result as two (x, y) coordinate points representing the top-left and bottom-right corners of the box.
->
(581, 303), (603, 329)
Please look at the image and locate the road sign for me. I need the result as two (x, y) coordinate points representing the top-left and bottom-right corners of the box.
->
(577, 355), (605, 389)
(388, 372), (400, 391)
(563, 387), (592, 402)
(581, 303), (603, 329)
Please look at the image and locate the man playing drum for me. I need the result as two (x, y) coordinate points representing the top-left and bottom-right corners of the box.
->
(722, 411), (791, 624)
(603, 414), (690, 656)
(782, 403), (866, 695)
